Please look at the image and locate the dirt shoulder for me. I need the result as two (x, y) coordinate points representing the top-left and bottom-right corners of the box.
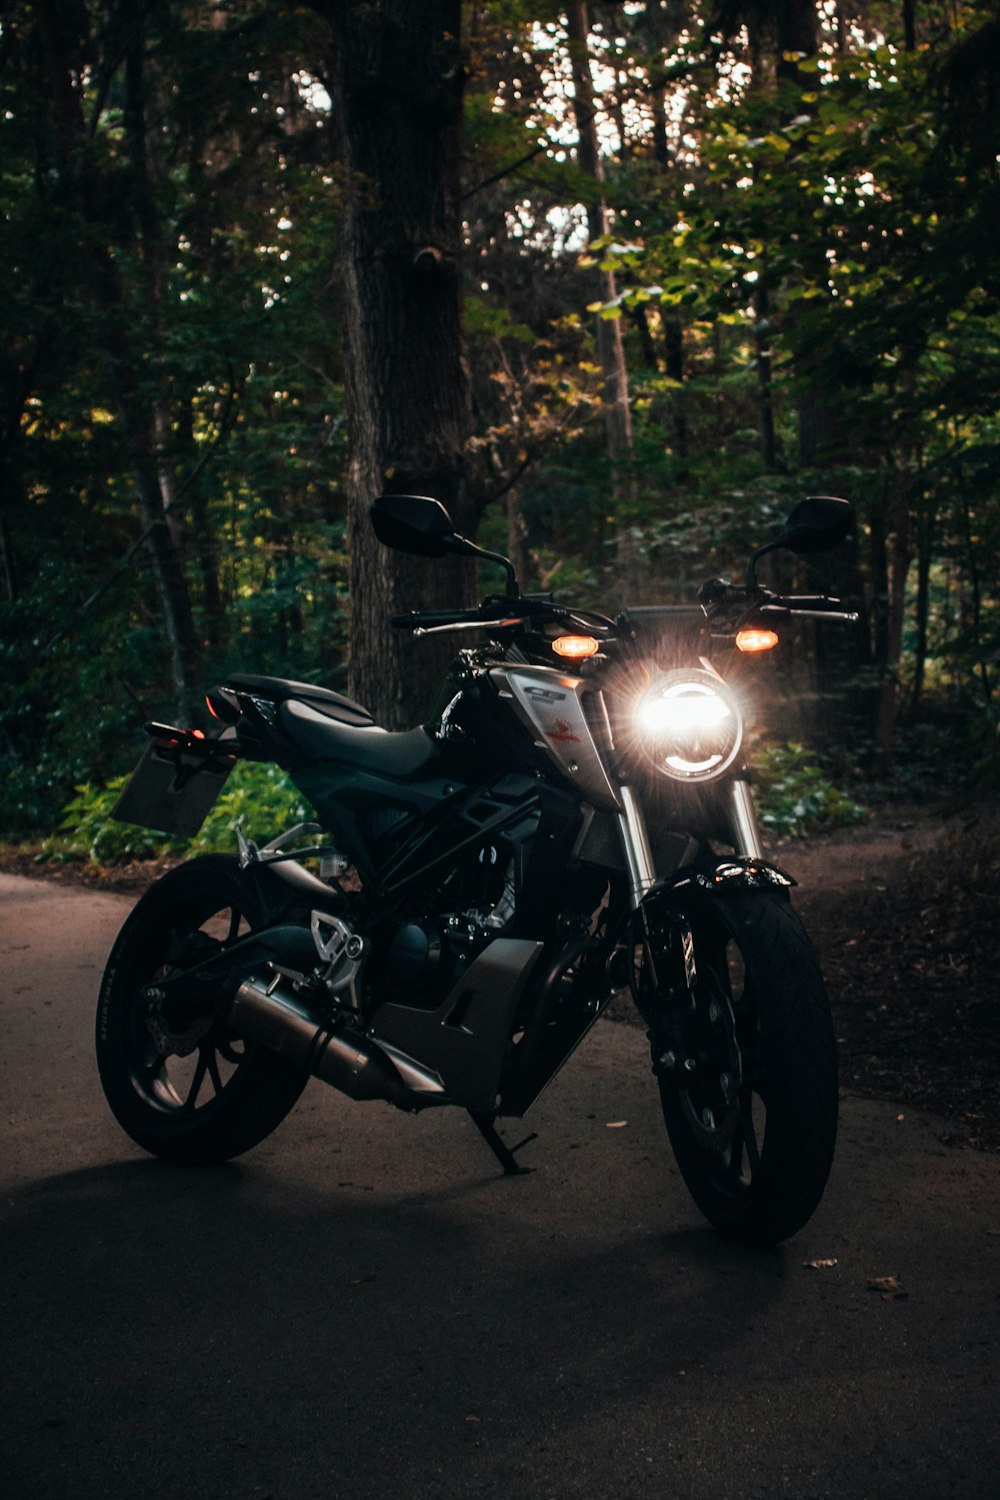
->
(3, 800), (997, 1150)
(787, 803), (1000, 1152)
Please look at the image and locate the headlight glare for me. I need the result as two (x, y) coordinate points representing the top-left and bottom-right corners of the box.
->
(634, 671), (743, 782)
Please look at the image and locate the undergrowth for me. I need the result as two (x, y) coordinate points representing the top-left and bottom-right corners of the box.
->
(38, 762), (313, 865)
(22, 737), (867, 867)
(752, 741), (868, 840)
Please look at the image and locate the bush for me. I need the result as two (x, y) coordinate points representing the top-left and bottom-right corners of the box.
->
(44, 762), (314, 865)
(753, 741), (868, 840)
(0, 758), (77, 840)
(27, 738), (867, 865)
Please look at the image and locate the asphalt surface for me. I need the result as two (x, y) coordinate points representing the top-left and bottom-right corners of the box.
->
(2, 871), (998, 1500)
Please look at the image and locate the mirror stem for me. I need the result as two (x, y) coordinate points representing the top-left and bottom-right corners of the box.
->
(746, 543), (773, 591)
(455, 539), (519, 597)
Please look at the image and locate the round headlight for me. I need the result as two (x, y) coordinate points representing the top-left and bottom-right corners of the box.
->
(634, 669), (743, 782)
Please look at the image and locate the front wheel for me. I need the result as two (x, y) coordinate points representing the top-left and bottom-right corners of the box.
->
(650, 889), (837, 1246)
(96, 855), (308, 1164)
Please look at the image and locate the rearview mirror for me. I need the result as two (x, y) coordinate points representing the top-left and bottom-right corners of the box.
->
(370, 494), (473, 559)
(776, 495), (853, 555)
(370, 493), (520, 596)
(747, 495), (853, 587)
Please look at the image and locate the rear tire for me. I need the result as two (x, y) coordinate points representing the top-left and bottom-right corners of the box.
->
(96, 855), (308, 1164)
(653, 889), (837, 1246)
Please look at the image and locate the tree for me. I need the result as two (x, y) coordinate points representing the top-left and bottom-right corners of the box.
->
(311, 0), (473, 728)
(566, 2), (642, 596)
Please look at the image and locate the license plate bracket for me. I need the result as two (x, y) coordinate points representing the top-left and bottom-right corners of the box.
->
(112, 741), (233, 838)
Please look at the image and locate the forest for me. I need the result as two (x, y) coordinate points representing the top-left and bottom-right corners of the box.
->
(2, 0), (998, 842)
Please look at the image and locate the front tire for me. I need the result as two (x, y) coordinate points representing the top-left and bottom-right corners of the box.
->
(652, 889), (837, 1246)
(96, 855), (308, 1164)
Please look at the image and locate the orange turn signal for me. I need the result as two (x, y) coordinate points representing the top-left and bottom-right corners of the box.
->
(552, 634), (600, 659)
(736, 628), (779, 653)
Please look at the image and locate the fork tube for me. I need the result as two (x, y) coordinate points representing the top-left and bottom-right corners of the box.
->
(617, 784), (657, 909)
(729, 777), (764, 859)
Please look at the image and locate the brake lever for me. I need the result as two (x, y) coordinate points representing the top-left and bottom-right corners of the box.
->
(412, 617), (526, 637)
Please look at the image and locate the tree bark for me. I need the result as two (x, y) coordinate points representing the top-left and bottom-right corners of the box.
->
(566, 1), (643, 602)
(320, 1), (473, 727)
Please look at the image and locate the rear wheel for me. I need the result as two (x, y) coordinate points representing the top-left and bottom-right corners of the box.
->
(96, 855), (308, 1164)
(651, 889), (837, 1246)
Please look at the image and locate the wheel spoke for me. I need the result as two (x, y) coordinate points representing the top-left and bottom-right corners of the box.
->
(741, 1100), (762, 1176)
(226, 906), (241, 944)
(183, 1050), (209, 1109)
(728, 1123), (745, 1178)
(205, 1045), (225, 1097)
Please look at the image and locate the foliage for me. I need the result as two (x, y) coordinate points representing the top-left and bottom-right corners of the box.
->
(1, 0), (998, 835)
(753, 742), (869, 840)
(43, 762), (314, 866)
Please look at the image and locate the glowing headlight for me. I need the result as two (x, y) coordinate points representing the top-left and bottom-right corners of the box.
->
(634, 670), (743, 782)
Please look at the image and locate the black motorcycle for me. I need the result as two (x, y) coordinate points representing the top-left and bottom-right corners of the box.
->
(97, 493), (856, 1244)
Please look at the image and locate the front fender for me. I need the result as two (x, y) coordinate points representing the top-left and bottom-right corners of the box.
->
(630, 855), (796, 1046)
(648, 855), (796, 905)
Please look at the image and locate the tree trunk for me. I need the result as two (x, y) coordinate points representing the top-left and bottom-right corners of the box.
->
(663, 315), (688, 459)
(566, 1), (643, 602)
(753, 287), (779, 470)
(872, 496), (912, 773)
(321, 1), (472, 728)
(122, 40), (201, 718)
(34, 1), (202, 719)
(910, 502), (935, 713)
(0, 411), (25, 605)
(958, 469), (992, 706)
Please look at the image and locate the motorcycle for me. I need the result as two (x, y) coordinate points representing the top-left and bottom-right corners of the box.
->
(97, 492), (857, 1244)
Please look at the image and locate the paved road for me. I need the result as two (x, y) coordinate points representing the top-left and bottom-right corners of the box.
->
(2, 872), (998, 1500)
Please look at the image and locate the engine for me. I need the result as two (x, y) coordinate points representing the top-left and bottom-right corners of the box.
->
(382, 843), (518, 1006)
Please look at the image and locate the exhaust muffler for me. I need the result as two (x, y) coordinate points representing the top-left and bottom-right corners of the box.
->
(231, 974), (416, 1106)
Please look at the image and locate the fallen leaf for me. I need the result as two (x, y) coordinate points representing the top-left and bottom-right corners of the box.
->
(606, 1120), (628, 1128)
(804, 1258), (838, 1269)
(867, 1274), (908, 1299)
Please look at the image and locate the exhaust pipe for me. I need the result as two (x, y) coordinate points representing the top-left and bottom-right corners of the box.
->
(232, 974), (415, 1106)
(231, 974), (449, 1108)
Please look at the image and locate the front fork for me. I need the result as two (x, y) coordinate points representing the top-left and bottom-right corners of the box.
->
(616, 775), (764, 912)
(615, 780), (697, 1008)
(616, 776), (765, 1111)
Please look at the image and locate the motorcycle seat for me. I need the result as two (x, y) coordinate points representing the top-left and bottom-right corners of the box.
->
(226, 673), (375, 727)
(279, 699), (441, 777)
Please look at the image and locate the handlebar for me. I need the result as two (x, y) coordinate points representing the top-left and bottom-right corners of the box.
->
(699, 578), (859, 627)
(392, 597), (616, 635)
(759, 595), (860, 623)
(391, 608), (493, 631)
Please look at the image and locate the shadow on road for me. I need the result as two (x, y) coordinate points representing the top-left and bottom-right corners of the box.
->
(3, 1153), (786, 1500)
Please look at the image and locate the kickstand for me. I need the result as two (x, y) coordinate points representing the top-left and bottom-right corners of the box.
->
(469, 1111), (537, 1177)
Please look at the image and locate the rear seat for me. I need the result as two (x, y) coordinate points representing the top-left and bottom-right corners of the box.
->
(225, 673), (374, 728)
